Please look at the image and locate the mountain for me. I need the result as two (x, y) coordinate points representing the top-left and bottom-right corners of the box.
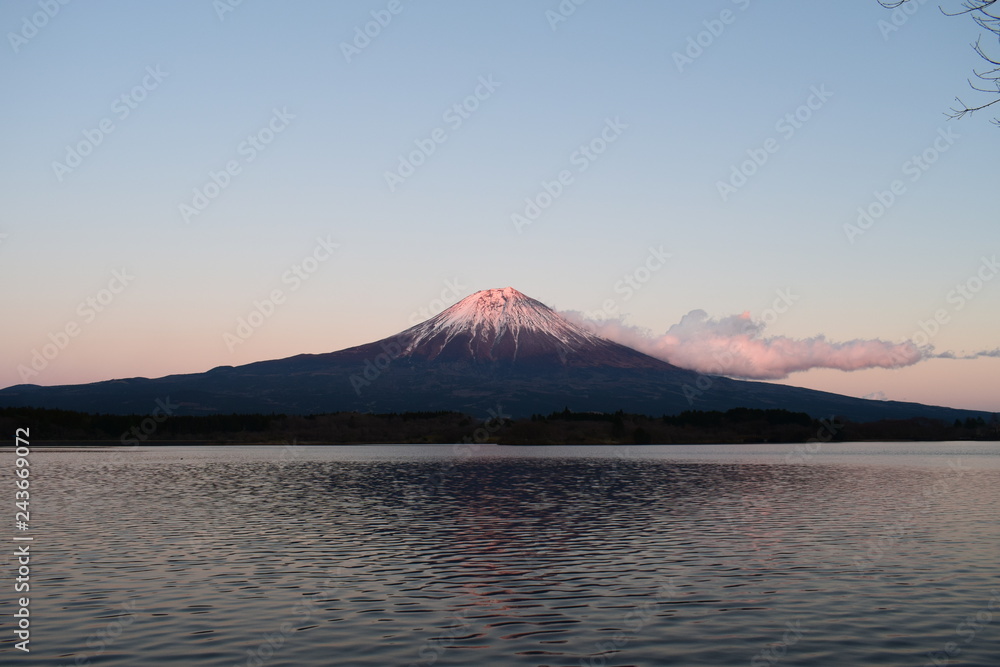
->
(354, 286), (668, 368)
(0, 287), (992, 423)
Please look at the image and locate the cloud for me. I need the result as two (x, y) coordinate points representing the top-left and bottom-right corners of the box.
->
(929, 348), (1000, 360)
(562, 309), (925, 380)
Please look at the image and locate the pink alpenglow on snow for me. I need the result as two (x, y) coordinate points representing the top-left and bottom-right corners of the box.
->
(392, 287), (673, 368)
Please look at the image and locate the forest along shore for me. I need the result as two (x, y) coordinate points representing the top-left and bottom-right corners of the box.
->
(2, 406), (998, 446)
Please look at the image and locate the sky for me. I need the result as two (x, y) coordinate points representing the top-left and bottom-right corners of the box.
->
(1, 0), (998, 412)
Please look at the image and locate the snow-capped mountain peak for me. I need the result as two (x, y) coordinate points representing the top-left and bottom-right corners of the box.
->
(392, 287), (664, 367)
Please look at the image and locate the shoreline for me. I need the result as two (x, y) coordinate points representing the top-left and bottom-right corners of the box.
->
(10, 439), (1000, 448)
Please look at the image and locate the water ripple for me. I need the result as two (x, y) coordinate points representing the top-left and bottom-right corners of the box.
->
(0, 443), (998, 666)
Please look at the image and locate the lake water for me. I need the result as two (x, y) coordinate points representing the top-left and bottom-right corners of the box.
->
(2, 442), (999, 666)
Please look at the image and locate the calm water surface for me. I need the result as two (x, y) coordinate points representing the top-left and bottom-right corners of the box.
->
(1, 442), (999, 666)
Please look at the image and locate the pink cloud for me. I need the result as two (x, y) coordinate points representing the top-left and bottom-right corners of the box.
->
(562, 309), (925, 380)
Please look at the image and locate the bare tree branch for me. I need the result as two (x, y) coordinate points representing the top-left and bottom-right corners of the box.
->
(880, 0), (1000, 124)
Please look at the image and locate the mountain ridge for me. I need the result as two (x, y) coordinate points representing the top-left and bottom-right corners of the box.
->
(0, 287), (993, 423)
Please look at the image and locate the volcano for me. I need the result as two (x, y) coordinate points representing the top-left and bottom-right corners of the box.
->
(358, 287), (669, 368)
(0, 287), (990, 422)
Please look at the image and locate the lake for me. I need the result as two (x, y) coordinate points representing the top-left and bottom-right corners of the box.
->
(2, 442), (999, 666)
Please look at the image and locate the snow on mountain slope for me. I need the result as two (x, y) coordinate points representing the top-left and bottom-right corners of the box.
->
(387, 287), (670, 367)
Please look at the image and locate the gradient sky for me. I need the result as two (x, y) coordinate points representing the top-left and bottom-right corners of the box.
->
(2, 0), (998, 412)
